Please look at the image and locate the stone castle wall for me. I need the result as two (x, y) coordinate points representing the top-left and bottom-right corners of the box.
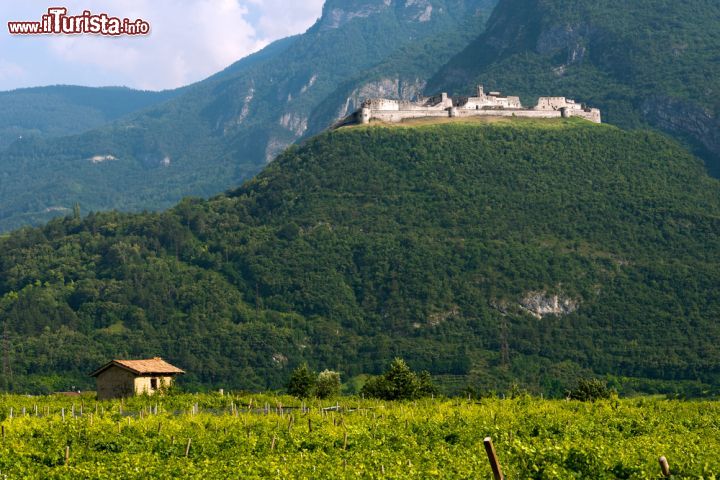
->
(354, 86), (601, 125)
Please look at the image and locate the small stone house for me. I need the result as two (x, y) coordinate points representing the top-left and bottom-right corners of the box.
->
(90, 357), (185, 400)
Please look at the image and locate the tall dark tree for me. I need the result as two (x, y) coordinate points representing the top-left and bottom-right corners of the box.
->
(287, 363), (316, 398)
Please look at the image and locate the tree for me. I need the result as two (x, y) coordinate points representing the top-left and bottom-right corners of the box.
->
(384, 358), (419, 400)
(566, 378), (612, 402)
(287, 363), (316, 398)
(315, 370), (341, 399)
(417, 370), (439, 397)
(360, 358), (436, 400)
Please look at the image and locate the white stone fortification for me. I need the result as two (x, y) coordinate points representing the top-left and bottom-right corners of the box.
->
(352, 85), (601, 125)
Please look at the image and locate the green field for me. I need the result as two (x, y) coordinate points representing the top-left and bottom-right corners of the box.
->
(0, 394), (717, 479)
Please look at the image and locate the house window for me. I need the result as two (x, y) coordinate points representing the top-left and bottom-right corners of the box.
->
(150, 378), (158, 390)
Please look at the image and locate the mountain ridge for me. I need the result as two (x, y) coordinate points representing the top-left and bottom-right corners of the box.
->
(0, 85), (181, 150)
(0, 0), (497, 232)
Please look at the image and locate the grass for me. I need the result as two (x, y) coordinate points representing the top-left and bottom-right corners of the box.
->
(344, 116), (611, 130)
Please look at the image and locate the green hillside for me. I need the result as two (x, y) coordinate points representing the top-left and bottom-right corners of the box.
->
(0, 86), (180, 149)
(430, 0), (720, 175)
(1, 119), (719, 396)
(0, 0), (497, 232)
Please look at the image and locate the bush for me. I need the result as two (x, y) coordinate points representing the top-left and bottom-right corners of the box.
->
(315, 370), (341, 399)
(360, 358), (437, 400)
(566, 378), (612, 402)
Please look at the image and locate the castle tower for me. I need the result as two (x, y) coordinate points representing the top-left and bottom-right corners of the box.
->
(477, 85), (484, 97)
(359, 107), (372, 124)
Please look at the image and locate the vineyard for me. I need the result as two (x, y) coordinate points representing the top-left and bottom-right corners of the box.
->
(0, 394), (718, 479)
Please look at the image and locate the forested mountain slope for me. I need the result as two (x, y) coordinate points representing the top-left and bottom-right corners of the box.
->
(0, 86), (180, 149)
(2, 118), (719, 396)
(430, 0), (720, 175)
(0, 0), (496, 232)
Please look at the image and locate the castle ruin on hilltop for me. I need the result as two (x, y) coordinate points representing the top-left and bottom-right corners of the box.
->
(346, 85), (601, 125)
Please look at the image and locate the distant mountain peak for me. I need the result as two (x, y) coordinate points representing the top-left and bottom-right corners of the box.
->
(317, 0), (438, 30)
(318, 0), (392, 30)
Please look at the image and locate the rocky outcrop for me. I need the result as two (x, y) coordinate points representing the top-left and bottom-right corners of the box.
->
(428, 306), (460, 327)
(265, 137), (291, 164)
(318, 0), (441, 30)
(279, 113), (308, 137)
(535, 24), (590, 63)
(519, 291), (578, 319)
(404, 0), (433, 22)
(642, 96), (720, 172)
(337, 77), (426, 119)
(318, 0), (393, 30)
(89, 155), (117, 164)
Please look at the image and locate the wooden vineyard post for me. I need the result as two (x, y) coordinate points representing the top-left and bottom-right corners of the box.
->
(65, 446), (70, 465)
(185, 438), (192, 457)
(484, 437), (504, 480)
(659, 456), (671, 477)
(271, 435), (276, 451)
(343, 432), (348, 450)
(2, 425), (5, 442)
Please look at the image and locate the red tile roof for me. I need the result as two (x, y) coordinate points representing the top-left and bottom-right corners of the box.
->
(90, 357), (185, 377)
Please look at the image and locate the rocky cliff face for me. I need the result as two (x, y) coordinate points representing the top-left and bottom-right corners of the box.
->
(303, 0), (496, 134)
(642, 97), (720, 176)
(318, 0), (438, 30)
(319, 0), (393, 30)
(336, 77), (427, 119)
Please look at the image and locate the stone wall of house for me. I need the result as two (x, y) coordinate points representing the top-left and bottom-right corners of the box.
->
(96, 366), (136, 400)
(134, 375), (174, 396)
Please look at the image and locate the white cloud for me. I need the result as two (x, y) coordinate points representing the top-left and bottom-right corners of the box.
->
(0, 0), (325, 91)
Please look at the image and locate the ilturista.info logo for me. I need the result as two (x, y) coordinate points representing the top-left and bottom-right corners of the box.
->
(8, 7), (150, 36)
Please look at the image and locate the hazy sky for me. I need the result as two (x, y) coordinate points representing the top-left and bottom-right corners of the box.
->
(0, 1), (325, 92)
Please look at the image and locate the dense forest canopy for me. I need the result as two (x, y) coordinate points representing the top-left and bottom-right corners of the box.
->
(0, 86), (180, 149)
(1, 118), (719, 397)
